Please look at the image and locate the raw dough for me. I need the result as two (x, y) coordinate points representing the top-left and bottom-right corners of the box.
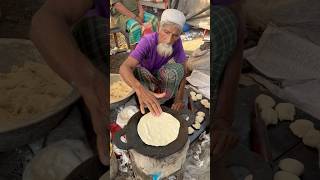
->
(191, 95), (198, 101)
(260, 108), (278, 126)
(188, 127), (194, 134)
(279, 158), (304, 176)
(289, 119), (314, 138)
(196, 93), (202, 100)
(197, 111), (205, 117)
(195, 115), (204, 124)
(137, 112), (180, 146)
(110, 80), (132, 102)
(204, 102), (210, 109)
(275, 103), (295, 121)
(0, 61), (72, 122)
(192, 122), (201, 130)
(273, 171), (300, 180)
(302, 129), (320, 148)
(200, 99), (209, 106)
(190, 91), (196, 97)
(255, 94), (276, 109)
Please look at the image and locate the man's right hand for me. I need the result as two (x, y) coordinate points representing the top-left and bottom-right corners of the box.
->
(135, 86), (165, 116)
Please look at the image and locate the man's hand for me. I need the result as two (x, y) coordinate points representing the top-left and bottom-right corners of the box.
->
(136, 86), (165, 116)
(211, 119), (239, 161)
(78, 70), (108, 166)
(171, 100), (184, 111)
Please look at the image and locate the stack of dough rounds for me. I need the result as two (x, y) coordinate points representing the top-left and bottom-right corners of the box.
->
(137, 112), (180, 146)
(255, 94), (276, 109)
(302, 129), (320, 148)
(278, 158), (304, 176)
(289, 119), (314, 138)
(192, 122), (201, 130)
(275, 103), (295, 121)
(188, 127), (194, 135)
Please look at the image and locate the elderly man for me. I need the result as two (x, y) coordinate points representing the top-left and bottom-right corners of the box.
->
(120, 9), (187, 116)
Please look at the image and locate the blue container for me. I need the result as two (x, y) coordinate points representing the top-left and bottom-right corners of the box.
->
(183, 23), (191, 32)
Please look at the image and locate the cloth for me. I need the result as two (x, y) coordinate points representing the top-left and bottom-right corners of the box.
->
(126, 12), (159, 45)
(72, 16), (107, 74)
(212, 6), (238, 107)
(160, 9), (186, 29)
(134, 63), (184, 103)
(130, 32), (187, 73)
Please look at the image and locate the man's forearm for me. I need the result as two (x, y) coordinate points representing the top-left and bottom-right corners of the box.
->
(214, 38), (243, 125)
(30, 8), (97, 91)
(119, 64), (144, 92)
(137, 1), (144, 17)
(113, 2), (137, 19)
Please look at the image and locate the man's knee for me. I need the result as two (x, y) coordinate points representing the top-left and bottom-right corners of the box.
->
(161, 64), (184, 83)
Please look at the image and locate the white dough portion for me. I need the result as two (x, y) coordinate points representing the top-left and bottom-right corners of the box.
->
(137, 112), (180, 146)
(255, 94), (276, 109)
(195, 116), (204, 124)
(279, 158), (304, 176)
(190, 91), (196, 97)
(275, 103), (295, 121)
(197, 111), (205, 117)
(200, 99), (209, 106)
(191, 95), (197, 101)
(273, 171), (300, 180)
(302, 129), (320, 148)
(188, 127), (194, 134)
(260, 108), (278, 126)
(193, 122), (201, 130)
(196, 93), (203, 100)
(289, 119), (314, 138)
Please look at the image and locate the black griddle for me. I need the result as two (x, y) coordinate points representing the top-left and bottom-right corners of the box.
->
(113, 106), (188, 159)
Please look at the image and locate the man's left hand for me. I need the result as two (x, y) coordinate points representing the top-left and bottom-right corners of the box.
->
(171, 100), (184, 111)
(211, 119), (239, 161)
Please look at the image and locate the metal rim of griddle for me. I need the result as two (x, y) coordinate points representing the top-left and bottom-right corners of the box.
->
(113, 106), (188, 159)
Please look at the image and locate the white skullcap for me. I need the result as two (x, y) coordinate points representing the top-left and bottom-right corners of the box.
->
(160, 9), (186, 29)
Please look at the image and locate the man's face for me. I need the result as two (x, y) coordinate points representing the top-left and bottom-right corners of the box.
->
(157, 24), (181, 57)
(158, 24), (181, 45)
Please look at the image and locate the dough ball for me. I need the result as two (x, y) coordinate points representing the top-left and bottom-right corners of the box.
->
(191, 95), (197, 101)
(260, 108), (278, 126)
(302, 129), (320, 148)
(200, 99), (209, 106)
(244, 174), (253, 180)
(192, 122), (201, 130)
(204, 102), (210, 109)
(197, 111), (205, 117)
(275, 103), (295, 121)
(196, 93), (202, 100)
(273, 171), (300, 180)
(188, 127), (194, 135)
(190, 91), (196, 97)
(195, 115), (204, 124)
(279, 158), (304, 176)
(255, 94), (276, 109)
(289, 119), (314, 138)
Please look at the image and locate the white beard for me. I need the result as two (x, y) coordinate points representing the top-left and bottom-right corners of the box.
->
(157, 43), (173, 57)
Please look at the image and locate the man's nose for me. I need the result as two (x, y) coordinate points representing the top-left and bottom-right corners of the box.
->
(165, 35), (174, 44)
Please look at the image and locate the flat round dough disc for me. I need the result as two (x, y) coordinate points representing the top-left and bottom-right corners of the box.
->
(302, 129), (320, 148)
(279, 158), (304, 176)
(273, 171), (300, 180)
(137, 112), (180, 146)
(290, 119), (314, 138)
